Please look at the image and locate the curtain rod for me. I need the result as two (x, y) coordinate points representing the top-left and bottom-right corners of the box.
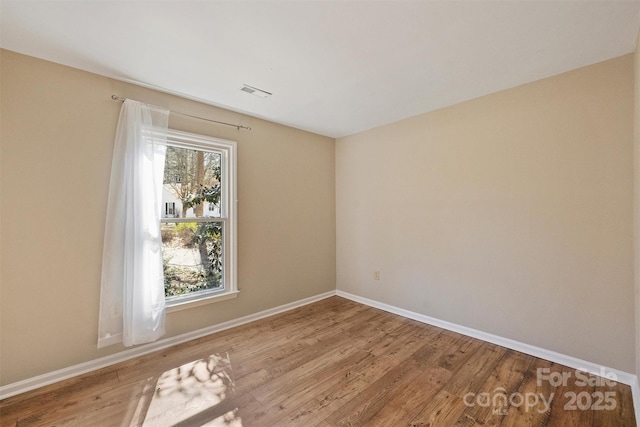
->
(111, 95), (251, 131)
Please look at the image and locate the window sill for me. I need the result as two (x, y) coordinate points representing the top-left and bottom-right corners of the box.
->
(166, 290), (239, 313)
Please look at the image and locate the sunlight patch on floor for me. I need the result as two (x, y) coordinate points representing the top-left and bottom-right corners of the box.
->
(137, 353), (241, 426)
(201, 408), (244, 426)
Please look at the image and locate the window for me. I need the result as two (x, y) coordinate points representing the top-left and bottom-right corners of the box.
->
(165, 202), (176, 217)
(160, 130), (237, 309)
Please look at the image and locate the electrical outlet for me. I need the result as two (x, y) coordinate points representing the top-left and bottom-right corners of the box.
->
(374, 271), (380, 280)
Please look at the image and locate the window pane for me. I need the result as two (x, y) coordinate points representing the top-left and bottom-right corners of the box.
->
(162, 146), (221, 219)
(161, 221), (224, 298)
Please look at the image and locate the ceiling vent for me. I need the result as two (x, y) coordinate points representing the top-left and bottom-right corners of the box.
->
(241, 84), (272, 98)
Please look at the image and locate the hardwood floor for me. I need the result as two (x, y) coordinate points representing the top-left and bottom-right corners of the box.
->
(0, 296), (636, 426)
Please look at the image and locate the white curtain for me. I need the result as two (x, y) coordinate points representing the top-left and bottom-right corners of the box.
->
(98, 99), (169, 348)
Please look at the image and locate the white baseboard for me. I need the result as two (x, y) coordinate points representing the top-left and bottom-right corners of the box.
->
(0, 290), (336, 400)
(337, 290), (639, 407)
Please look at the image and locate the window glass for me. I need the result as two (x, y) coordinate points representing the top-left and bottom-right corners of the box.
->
(161, 221), (224, 297)
(160, 143), (229, 300)
(162, 147), (221, 219)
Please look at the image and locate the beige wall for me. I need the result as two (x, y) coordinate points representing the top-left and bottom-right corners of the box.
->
(336, 54), (635, 372)
(0, 49), (336, 386)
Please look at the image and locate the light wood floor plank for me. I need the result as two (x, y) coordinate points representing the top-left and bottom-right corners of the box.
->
(0, 296), (635, 426)
(452, 349), (535, 427)
(406, 343), (507, 427)
(320, 332), (462, 426)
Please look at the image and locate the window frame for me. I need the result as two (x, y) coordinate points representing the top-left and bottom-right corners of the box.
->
(162, 129), (238, 312)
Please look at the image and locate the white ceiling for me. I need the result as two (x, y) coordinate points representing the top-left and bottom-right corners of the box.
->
(2, 1), (640, 138)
